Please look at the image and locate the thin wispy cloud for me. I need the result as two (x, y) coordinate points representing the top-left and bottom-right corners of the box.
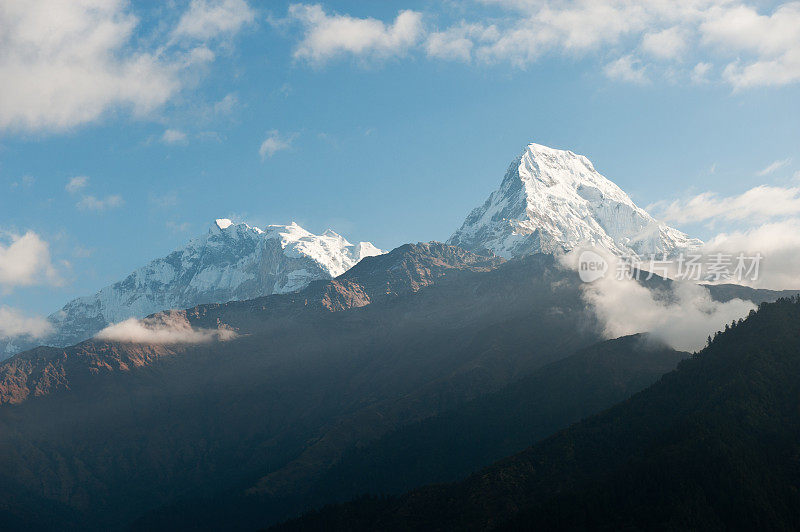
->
(10, 175), (35, 189)
(65, 176), (89, 194)
(259, 130), (295, 159)
(756, 158), (791, 176)
(161, 129), (188, 145)
(0, 306), (52, 339)
(77, 195), (123, 212)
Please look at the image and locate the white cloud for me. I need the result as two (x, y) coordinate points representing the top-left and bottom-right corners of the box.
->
(259, 130), (294, 159)
(425, 23), (499, 62)
(285, 1), (800, 89)
(68, 175), (123, 211)
(584, 271), (755, 351)
(213, 92), (238, 114)
(562, 249), (756, 351)
(289, 4), (423, 64)
(65, 176), (89, 193)
(96, 312), (237, 344)
(161, 128), (188, 144)
(171, 0), (254, 42)
(77, 194), (123, 211)
(704, 219), (800, 290)
(604, 55), (649, 84)
(701, 3), (800, 88)
(0, 231), (60, 292)
(10, 175), (35, 189)
(756, 157), (791, 176)
(425, 27), (474, 62)
(0, 0), (254, 134)
(655, 185), (800, 225)
(692, 61), (712, 83)
(0, 306), (53, 339)
(641, 26), (688, 60)
(0, 0), (178, 133)
(166, 221), (191, 233)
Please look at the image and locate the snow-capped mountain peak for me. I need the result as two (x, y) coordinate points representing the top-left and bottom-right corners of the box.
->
(1, 219), (384, 358)
(448, 143), (702, 258)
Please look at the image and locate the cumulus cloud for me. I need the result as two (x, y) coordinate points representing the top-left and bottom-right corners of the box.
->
(702, 3), (800, 88)
(77, 194), (124, 211)
(259, 130), (294, 159)
(0, 0), (253, 134)
(655, 185), (800, 225)
(0, 0), (178, 133)
(641, 26), (688, 60)
(562, 249), (756, 351)
(0, 231), (60, 292)
(0, 306), (52, 339)
(284, 1), (800, 89)
(289, 4), (423, 64)
(96, 312), (237, 344)
(171, 0), (255, 42)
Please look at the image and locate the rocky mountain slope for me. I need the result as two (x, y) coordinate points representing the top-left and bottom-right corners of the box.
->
(449, 143), (702, 258)
(0, 219), (383, 359)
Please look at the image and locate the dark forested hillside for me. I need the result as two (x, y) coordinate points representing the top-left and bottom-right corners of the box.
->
(1, 240), (795, 530)
(304, 334), (686, 500)
(274, 297), (800, 531)
(0, 247), (597, 530)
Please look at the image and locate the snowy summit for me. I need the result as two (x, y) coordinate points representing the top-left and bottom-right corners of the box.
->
(449, 143), (702, 258)
(1, 220), (383, 358)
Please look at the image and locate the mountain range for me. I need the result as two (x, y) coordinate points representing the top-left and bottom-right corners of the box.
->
(2, 143), (701, 359)
(1, 220), (383, 358)
(0, 142), (796, 530)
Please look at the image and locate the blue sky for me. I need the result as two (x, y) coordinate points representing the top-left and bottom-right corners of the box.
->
(1, 0), (800, 321)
